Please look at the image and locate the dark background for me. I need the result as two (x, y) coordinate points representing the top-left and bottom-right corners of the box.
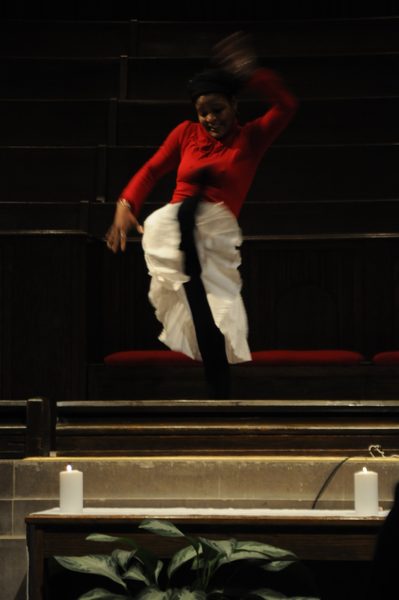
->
(1, 0), (399, 400)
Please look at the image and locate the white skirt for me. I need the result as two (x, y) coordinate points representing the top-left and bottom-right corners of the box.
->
(142, 201), (251, 364)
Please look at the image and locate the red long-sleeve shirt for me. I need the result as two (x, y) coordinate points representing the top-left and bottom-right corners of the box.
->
(121, 68), (297, 218)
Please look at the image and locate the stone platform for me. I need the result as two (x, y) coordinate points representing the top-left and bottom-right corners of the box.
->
(2, 455), (399, 600)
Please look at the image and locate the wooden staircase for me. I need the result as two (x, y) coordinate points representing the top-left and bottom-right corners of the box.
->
(2, 397), (399, 458)
(55, 399), (399, 457)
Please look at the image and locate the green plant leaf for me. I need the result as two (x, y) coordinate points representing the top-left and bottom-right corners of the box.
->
(170, 588), (207, 599)
(112, 549), (135, 572)
(197, 537), (223, 565)
(78, 588), (129, 600)
(198, 538), (225, 556)
(134, 586), (173, 599)
(87, 534), (141, 549)
(261, 560), (296, 572)
(206, 591), (228, 600)
(235, 541), (297, 560)
(168, 545), (198, 579)
(244, 589), (288, 599)
(123, 562), (151, 585)
(191, 539), (224, 590)
(221, 549), (294, 566)
(202, 539), (236, 559)
(216, 539), (237, 557)
(155, 560), (164, 584)
(54, 555), (127, 589)
(139, 520), (186, 538)
(184, 534), (202, 553)
(138, 520), (201, 555)
(86, 533), (159, 580)
(245, 591), (321, 600)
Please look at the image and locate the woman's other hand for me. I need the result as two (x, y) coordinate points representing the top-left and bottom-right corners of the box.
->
(106, 199), (144, 253)
(213, 31), (257, 81)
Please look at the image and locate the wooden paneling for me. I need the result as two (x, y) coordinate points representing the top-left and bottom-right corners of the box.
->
(117, 98), (399, 146)
(84, 234), (399, 362)
(1, 201), (398, 402)
(362, 240), (399, 355)
(125, 55), (399, 100)
(2, 0), (398, 20)
(2, 97), (399, 148)
(137, 18), (399, 57)
(3, 53), (398, 106)
(3, 57), (121, 99)
(106, 144), (399, 206)
(0, 233), (87, 400)
(0, 20), (131, 57)
(242, 240), (361, 351)
(2, 18), (398, 60)
(239, 201), (399, 237)
(7, 53), (393, 102)
(0, 100), (111, 146)
(1, 12), (399, 403)
(2, 144), (397, 205)
(0, 147), (98, 203)
(97, 239), (161, 356)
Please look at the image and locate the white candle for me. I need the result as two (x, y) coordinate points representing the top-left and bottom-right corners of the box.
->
(354, 467), (379, 515)
(59, 464), (83, 513)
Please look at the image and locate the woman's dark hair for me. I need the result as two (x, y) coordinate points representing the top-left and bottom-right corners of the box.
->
(187, 68), (240, 103)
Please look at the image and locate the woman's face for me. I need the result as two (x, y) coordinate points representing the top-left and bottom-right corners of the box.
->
(195, 93), (237, 140)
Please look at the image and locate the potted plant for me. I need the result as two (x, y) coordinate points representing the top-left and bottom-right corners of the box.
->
(55, 518), (320, 600)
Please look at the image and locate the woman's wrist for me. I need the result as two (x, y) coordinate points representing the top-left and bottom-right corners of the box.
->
(117, 198), (132, 211)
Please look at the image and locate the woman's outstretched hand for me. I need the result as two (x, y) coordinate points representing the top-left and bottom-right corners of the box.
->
(106, 200), (144, 253)
(213, 31), (257, 80)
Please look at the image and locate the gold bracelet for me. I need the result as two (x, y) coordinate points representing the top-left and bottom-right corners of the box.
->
(117, 198), (132, 211)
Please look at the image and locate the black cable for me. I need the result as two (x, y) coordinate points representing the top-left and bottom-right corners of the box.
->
(311, 456), (351, 509)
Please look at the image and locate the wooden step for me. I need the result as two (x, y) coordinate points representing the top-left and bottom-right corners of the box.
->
(0, 399), (53, 458)
(55, 399), (399, 456)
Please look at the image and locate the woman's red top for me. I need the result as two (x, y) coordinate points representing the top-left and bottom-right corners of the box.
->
(121, 68), (298, 218)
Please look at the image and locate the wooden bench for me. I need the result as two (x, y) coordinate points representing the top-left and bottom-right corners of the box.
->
(89, 349), (367, 400)
(87, 348), (399, 401)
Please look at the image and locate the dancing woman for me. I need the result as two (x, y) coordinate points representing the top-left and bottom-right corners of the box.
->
(106, 33), (297, 398)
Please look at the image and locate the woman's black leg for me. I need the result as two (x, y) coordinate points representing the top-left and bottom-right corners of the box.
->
(178, 197), (230, 399)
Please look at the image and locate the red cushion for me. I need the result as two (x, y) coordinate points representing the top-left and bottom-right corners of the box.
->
(105, 349), (366, 367)
(250, 350), (366, 365)
(104, 350), (200, 366)
(372, 351), (399, 365)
